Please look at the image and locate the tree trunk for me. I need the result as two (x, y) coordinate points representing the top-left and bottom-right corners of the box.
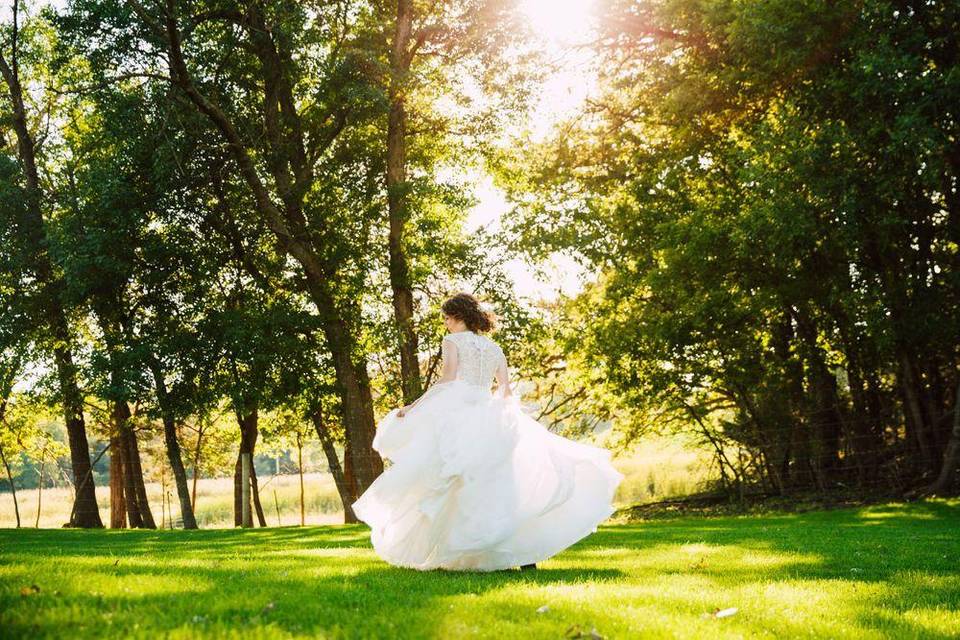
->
(191, 425), (203, 513)
(771, 310), (809, 490)
(109, 434), (126, 528)
(787, 419), (812, 490)
(840, 344), (880, 485)
(732, 387), (787, 494)
(344, 441), (357, 503)
(925, 362), (947, 453)
(240, 453), (252, 528)
(316, 306), (384, 498)
(234, 415), (252, 527)
(118, 417), (143, 528)
(901, 353), (935, 475)
(160, 474), (168, 528)
(128, 435), (157, 528)
(927, 380), (960, 495)
(149, 362), (198, 528)
(387, 0), (423, 404)
(0, 43), (102, 529)
(0, 440), (20, 528)
(233, 409), (267, 527)
(794, 307), (843, 489)
(59, 337), (103, 528)
(35, 446), (45, 528)
(310, 410), (358, 523)
(827, 290), (883, 486)
(250, 462), (267, 527)
(159, 412), (197, 529)
(297, 434), (305, 526)
(115, 401), (156, 529)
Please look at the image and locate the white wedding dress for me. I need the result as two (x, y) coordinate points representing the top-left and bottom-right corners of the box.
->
(352, 330), (624, 571)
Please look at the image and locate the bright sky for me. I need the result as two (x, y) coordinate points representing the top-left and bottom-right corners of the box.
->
(465, 0), (598, 302)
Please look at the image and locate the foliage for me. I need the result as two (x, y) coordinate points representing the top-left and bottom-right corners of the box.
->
(0, 396), (68, 488)
(501, 0), (960, 495)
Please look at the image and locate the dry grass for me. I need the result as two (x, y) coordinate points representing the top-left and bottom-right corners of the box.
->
(0, 436), (714, 528)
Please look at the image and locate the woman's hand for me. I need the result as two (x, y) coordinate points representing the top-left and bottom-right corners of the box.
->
(397, 403), (414, 418)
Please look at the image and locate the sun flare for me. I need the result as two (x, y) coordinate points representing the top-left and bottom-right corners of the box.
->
(519, 0), (596, 46)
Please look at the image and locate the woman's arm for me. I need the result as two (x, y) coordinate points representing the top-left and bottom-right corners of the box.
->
(494, 349), (512, 398)
(398, 336), (458, 417)
(436, 337), (459, 384)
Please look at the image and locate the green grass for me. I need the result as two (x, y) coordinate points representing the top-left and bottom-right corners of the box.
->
(2, 500), (958, 639)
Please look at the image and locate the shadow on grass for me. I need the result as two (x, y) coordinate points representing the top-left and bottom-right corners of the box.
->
(601, 499), (960, 639)
(3, 524), (373, 558)
(1, 499), (957, 638)
(1, 530), (625, 638)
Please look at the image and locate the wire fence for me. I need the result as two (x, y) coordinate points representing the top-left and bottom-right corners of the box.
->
(691, 429), (957, 496)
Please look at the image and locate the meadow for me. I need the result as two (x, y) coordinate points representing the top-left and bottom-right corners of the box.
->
(0, 436), (712, 528)
(2, 499), (958, 639)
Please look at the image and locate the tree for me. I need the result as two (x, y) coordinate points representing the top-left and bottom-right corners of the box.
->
(503, 0), (960, 494)
(0, 2), (102, 526)
(116, 0), (387, 496)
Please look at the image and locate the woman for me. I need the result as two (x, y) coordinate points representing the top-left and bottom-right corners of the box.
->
(352, 293), (623, 571)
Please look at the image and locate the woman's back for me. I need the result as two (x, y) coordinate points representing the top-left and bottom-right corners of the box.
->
(442, 331), (507, 389)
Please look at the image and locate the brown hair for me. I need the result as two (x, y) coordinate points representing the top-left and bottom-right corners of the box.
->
(441, 292), (496, 333)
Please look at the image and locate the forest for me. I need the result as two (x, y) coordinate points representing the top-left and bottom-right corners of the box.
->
(1, 0), (959, 533)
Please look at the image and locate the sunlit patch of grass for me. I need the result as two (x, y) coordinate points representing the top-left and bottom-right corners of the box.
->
(1, 499), (957, 639)
(858, 507), (939, 520)
(900, 607), (960, 636)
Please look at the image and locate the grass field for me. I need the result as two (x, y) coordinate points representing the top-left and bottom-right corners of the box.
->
(2, 499), (958, 639)
(0, 436), (713, 528)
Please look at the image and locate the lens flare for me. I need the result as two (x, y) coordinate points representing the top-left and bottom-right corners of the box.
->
(519, 0), (596, 46)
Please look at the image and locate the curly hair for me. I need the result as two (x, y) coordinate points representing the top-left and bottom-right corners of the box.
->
(441, 292), (497, 333)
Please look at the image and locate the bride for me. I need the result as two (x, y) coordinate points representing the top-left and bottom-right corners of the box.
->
(352, 293), (623, 571)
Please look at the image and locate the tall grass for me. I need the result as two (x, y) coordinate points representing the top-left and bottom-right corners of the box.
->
(0, 472), (345, 528)
(605, 437), (713, 504)
(0, 436), (714, 528)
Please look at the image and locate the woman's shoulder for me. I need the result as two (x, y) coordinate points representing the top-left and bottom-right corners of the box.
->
(442, 331), (501, 349)
(442, 332), (472, 348)
(481, 333), (505, 354)
(443, 331), (481, 341)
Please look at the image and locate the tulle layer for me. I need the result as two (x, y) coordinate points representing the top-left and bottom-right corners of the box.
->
(351, 380), (624, 571)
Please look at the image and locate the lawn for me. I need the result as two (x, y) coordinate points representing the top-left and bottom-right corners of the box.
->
(1, 500), (958, 639)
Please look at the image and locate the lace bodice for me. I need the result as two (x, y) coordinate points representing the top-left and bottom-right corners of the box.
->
(442, 331), (507, 388)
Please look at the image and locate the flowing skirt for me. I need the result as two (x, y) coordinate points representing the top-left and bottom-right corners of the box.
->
(351, 380), (624, 571)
